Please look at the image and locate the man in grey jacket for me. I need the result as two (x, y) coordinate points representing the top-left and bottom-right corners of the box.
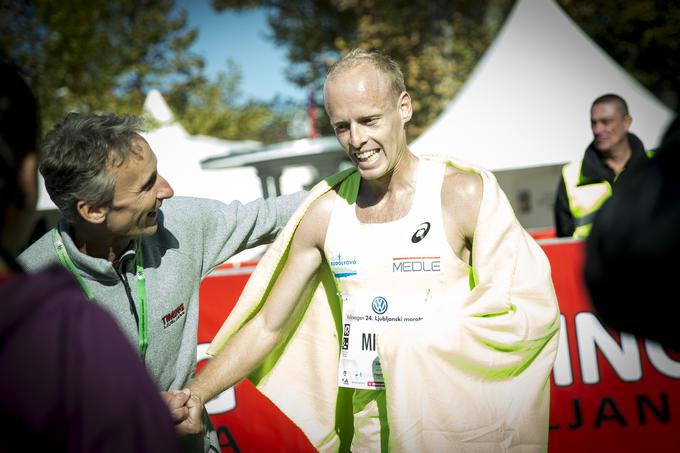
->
(19, 112), (305, 452)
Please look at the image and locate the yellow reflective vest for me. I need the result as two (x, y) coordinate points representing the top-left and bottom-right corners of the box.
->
(562, 150), (655, 238)
(561, 161), (612, 238)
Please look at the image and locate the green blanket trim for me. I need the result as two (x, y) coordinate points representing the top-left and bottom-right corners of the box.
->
(330, 171), (363, 451)
(213, 167), (357, 450)
(467, 318), (560, 379)
(468, 266), (478, 290)
(243, 167), (357, 385)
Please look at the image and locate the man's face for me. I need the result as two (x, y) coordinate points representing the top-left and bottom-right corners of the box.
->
(591, 101), (631, 153)
(324, 64), (411, 180)
(104, 135), (174, 241)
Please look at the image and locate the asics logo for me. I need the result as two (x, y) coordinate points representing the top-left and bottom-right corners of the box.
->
(411, 222), (431, 243)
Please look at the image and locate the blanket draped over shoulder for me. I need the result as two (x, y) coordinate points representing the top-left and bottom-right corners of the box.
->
(208, 156), (560, 453)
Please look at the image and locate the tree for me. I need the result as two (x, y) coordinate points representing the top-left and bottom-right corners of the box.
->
(165, 60), (299, 143)
(211, 0), (513, 138)
(0, 0), (204, 134)
(558, 0), (680, 110)
(213, 0), (680, 138)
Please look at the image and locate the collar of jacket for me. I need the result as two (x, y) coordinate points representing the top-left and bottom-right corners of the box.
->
(55, 219), (136, 283)
(578, 133), (647, 186)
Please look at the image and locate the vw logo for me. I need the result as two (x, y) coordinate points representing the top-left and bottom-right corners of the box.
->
(372, 296), (388, 314)
(411, 222), (431, 243)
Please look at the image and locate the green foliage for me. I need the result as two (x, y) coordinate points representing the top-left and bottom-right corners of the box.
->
(0, 0), (301, 144)
(3, 0), (675, 150)
(212, 0), (514, 139)
(165, 61), (299, 143)
(558, 0), (680, 109)
(0, 0), (205, 135)
(213, 0), (680, 137)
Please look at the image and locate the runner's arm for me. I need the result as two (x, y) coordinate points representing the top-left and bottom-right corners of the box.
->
(188, 195), (331, 405)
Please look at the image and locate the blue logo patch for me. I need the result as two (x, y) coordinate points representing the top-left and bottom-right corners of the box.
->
(330, 253), (358, 279)
(372, 296), (388, 314)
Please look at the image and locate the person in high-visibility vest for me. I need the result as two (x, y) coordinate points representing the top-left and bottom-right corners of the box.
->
(554, 94), (651, 238)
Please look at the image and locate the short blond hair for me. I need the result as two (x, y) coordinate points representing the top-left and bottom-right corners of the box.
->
(325, 49), (405, 100)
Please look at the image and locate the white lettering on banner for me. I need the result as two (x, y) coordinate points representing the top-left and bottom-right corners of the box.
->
(197, 343), (236, 414)
(553, 315), (573, 386)
(553, 313), (680, 386)
(645, 340), (680, 378)
(575, 312), (642, 384)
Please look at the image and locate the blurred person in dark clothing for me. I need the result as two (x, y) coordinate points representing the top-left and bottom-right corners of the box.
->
(554, 94), (652, 238)
(585, 112), (679, 350)
(0, 63), (183, 452)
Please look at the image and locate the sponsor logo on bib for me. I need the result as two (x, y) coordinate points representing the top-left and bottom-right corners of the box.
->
(330, 253), (358, 278)
(372, 296), (388, 314)
(393, 256), (441, 272)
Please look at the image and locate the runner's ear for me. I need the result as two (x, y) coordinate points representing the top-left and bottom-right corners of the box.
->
(398, 91), (412, 124)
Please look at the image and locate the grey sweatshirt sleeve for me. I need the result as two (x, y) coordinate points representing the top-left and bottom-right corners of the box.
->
(236, 190), (308, 249)
(169, 192), (307, 277)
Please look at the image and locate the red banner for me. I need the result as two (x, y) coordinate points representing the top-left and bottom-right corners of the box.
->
(198, 241), (680, 452)
(542, 240), (679, 452)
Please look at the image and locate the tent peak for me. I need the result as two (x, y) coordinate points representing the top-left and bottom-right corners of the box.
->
(144, 89), (176, 126)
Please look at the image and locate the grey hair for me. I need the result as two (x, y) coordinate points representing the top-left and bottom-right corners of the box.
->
(40, 112), (145, 222)
(325, 48), (406, 100)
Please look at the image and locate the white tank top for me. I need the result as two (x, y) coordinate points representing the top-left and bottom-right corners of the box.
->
(325, 159), (471, 390)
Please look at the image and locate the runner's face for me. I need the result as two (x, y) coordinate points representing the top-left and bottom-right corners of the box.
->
(324, 64), (411, 181)
(104, 136), (174, 241)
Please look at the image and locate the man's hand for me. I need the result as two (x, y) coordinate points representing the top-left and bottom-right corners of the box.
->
(160, 390), (190, 425)
(174, 390), (204, 436)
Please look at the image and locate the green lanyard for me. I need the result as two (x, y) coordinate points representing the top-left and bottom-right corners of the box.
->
(52, 227), (149, 359)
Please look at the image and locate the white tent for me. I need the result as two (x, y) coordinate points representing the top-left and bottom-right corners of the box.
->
(141, 89), (265, 205)
(410, 0), (674, 171)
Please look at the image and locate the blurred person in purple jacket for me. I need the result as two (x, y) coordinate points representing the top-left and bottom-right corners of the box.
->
(0, 63), (184, 452)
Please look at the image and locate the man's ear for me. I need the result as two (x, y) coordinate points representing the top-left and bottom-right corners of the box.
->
(398, 91), (413, 124)
(76, 200), (108, 224)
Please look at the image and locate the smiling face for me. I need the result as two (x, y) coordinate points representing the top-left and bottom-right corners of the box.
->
(591, 101), (631, 154)
(104, 135), (174, 242)
(324, 63), (412, 181)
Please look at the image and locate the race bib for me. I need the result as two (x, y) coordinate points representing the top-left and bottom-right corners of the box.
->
(338, 290), (429, 389)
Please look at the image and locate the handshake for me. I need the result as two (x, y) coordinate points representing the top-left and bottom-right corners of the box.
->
(160, 389), (205, 435)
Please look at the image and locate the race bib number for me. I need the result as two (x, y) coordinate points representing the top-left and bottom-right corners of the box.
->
(338, 291), (428, 389)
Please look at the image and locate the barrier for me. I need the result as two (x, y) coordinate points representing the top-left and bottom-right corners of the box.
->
(197, 241), (680, 452)
(542, 239), (679, 452)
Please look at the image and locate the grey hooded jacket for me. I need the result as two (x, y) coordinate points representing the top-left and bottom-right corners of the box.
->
(19, 193), (306, 452)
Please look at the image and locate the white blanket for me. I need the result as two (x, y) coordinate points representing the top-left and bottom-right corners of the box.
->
(208, 156), (560, 452)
